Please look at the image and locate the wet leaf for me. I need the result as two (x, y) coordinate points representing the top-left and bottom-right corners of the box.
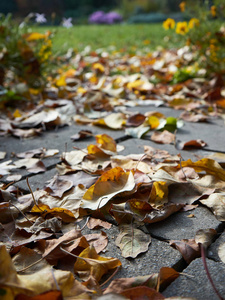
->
(115, 224), (151, 258)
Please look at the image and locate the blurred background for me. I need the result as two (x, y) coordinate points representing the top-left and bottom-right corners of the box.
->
(0, 0), (183, 24)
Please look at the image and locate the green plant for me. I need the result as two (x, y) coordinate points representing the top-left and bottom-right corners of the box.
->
(0, 14), (56, 95)
(163, 0), (225, 75)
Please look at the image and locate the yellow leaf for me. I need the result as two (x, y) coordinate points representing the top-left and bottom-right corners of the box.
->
(181, 158), (225, 181)
(0, 244), (90, 299)
(31, 203), (76, 223)
(149, 181), (168, 208)
(77, 87), (87, 94)
(74, 245), (121, 282)
(13, 109), (22, 118)
(148, 115), (160, 129)
(26, 32), (46, 41)
(93, 63), (105, 73)
(55, 75), (66, 87)
(95, 134), (117, 152)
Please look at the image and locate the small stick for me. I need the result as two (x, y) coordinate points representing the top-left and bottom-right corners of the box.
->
(100, 266), (120, 287)
(26, 177), (44, 212)
(9, 201), (33, 224)
(17, 258), (44, 273)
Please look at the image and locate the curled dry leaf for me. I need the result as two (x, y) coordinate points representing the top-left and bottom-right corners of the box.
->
(0, 244), (90, 299)
(218, 242), (225, 264)
(87, 218), (112, 230)
(74, 245), (121, 282)
(151, 130), (175, 144)
(115, 224), (151, 258)
(200, 193), (225, 221)
(195, 228), (217, 248)
(103, 274), (158, 295)
(81, 167), (135, 210)
(84, 231), (108, 253)
(169, 239), (200, 264)
(176, 139), (207, 150)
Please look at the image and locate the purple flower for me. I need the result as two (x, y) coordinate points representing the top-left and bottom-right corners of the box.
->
(89, 11), (106, 24)
(35, 13), (47, 23)
(89, 11), (123, 24)
(62, 17), (73, 28)
(104, 12), (123, 24)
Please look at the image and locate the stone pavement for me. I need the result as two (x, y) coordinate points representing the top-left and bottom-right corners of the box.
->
(1, 105), (225, 299)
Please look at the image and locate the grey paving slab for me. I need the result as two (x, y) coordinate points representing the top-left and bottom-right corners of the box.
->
(124, 106), (182, 119)
(146, 205), (222, 240)
(81, 224), (182, 280)
(118, 137), (207, 161)
(125, 106), (225, 153)
(14, 168), (58, 193)
(208, 231), (225, 262)
(163, 257), (225, 299)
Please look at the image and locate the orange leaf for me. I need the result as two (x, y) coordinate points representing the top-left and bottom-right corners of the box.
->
(15, 290), (63, 300)
(121, 286), (165, 300)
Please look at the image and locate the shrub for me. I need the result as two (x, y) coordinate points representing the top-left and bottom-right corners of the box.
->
(0, 13), (56, 104)
(162, 0), (225, 75)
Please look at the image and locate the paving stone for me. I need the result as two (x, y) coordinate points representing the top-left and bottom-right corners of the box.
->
(163, 257), (225, 299)
(81, 224), (182, 280)
(14, 168), (58, 192)
(208, 231), (225, 262)
(118, 137), (207, 161)
(146, 205), (222, 240)
(125, 106), (182, 119)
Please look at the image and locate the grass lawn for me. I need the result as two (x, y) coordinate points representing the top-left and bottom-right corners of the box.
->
(35, 23), (180, 53)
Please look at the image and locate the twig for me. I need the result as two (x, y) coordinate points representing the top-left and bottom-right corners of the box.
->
(26, 177), (44, 212)
(179, 156), (187, 181)
(200, 244), (224, 300)
(80, 216), (90, 231)
(17, 258), (44, 273)
(100, 266), (120, 287)
(9, 201), (33, 224)
(50, 268), (60, 290)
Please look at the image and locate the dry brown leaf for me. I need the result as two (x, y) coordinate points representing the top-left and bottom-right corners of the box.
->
(151, 130), (175, 144)
(115, 224), (151, 258)
(169, 239), (200, 264)
(87, 218), (112, 230)
(195, 228), (217, 248)
(84, 231), (108, 253)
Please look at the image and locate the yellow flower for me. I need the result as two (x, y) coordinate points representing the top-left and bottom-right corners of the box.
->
(189, 18), (199, 29)
(176, 21), (189, 35)
(163, 18), (176, 30)
(211, 6), (216, 17)
(179, 2), (186, 12)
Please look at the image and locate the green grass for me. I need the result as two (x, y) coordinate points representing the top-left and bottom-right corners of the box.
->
(34, 24), (179, 53)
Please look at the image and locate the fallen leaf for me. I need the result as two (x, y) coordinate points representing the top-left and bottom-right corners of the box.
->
(15, 290), (63, 300)
(169, 239), (200, 264)
(195, 228), (217, 248)
(115, 224), (151, 258)
(218, 242), (225, 264)
(151, 130), (175, 144)
(81, 167), (135, 210)
(84, 231), (108, 253)
(74, 245), (121, 282)
(121, 286), (165, 300)
(176, 139), (207, 150)
(126, 113), (146, 127)
(103, 274), (158, 294)
(87, 218), (112, 230)
(200, 193), (225, 221)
